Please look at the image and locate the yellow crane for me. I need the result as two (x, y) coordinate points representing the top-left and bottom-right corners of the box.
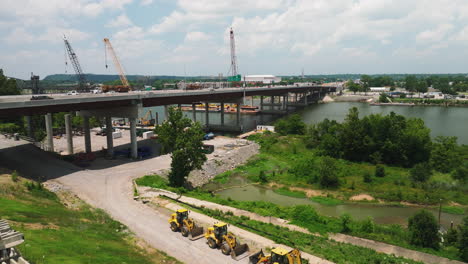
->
(103, 38), (131, 92)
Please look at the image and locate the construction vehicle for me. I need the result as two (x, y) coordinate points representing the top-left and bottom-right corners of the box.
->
(249, 247), (302, 264)
(168, 209), (204, 240)
(103, 38), (131, 93)
(204, 222), (249, 260)
(139, 110), (155, 126)
(1, 219), (30, 264)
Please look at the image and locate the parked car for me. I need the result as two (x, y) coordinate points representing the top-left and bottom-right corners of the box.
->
(203, 132), (215, 140)
(91, 89), (101, 94)
(67, 90), (79, 95)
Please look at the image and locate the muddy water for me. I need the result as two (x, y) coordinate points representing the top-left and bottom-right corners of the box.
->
(216, 185), (466, 229)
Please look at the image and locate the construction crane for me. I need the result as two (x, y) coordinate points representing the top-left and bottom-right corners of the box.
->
(64, 35), (88, 92)
(103, 38), (131, 92)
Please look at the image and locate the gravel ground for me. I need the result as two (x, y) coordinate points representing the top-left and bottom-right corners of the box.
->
(0, 136), (259, 264)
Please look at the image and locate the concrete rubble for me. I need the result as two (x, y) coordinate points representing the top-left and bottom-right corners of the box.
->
(0, 220), (30, 264)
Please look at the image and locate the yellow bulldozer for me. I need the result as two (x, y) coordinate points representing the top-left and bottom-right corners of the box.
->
(168, 209), (204, 240)
(249, 247), (302, 264)
(204, 222), (250, 260)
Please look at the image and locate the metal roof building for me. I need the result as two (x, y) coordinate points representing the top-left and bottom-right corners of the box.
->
(244, 75), (282, 84)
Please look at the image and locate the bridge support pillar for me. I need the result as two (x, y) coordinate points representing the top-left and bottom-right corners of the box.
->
(164, 105), (169, 121)
(83, 116), (92, 153)
(260, 96), (264, 111)
(205, 102), (209, 126)
(304, 92), (308, 105)
(282, 95), (288, 111)
(65, 114), (73, 155)
(129, 117), (137, 159)
(45, 113), (54, 152)
(25, 116), (33, 138)
(105, 116), (113, 157)
(270, 96), (275, 110)
(192, 103), (196, 122)
(236, 103), (241, 127)
(220, 102), (225, 126)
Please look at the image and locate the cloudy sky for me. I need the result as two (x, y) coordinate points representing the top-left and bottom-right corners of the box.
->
(2, 0), (468, 79)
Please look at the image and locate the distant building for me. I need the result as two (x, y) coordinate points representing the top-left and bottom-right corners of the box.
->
(370, 87), (390, 92)
(245, 75), (281, 84)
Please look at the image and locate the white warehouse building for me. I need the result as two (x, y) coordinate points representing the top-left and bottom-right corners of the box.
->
(244, 75), (282, 84)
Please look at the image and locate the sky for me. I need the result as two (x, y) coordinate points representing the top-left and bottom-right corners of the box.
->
(2, 0), (468, 79)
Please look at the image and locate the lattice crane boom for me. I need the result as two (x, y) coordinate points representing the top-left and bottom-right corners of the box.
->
(103, 38), (130, 88)
(63, 35), (88, 92)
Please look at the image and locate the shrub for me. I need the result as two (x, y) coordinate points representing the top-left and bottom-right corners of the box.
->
(375, 165), (385, 177)
(11, 171), (19, 182)
(363, 172), (372, 183)
(341, 213), (352, 233)
(259, 170), (268, 183)
(410, 163), (432, 183)
(408, 210), (440, 249)
(319, 157), (339, 188)
(361, 217), (375, 233)
(459, 217), (468, 261)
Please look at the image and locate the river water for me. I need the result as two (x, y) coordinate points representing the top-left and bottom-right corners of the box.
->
(143, 101), (467, 227)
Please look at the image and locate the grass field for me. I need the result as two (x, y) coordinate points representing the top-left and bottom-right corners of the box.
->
(0, 171), (181, 264)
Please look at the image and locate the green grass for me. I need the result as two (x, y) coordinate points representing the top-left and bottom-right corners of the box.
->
(273, 187), (307, 198)
(311, 196), (344, 206)
(442, 206), (466, 215)
(0, 174), (181, 264)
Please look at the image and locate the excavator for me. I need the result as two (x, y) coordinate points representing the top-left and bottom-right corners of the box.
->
(168, 209), (204, 240)
(204, 222), (249, 260)
(249, 247), (302, 264)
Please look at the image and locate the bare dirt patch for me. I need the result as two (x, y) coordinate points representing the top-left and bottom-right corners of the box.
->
(349, 194), (375, 201)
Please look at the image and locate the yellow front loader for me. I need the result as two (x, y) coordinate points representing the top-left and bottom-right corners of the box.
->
(249, 247), (302, 264)
(168, 209), (204, 240)
(204, 222), (250, 260)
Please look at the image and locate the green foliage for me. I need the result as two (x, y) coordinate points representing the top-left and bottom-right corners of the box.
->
(452, 162), (468, 183)
(259, 170), (268, 183)
(275, 114), (306, 135)
(306, 108), (432, 167)
(431, 136), (462, 173)
(136, 175), (169, 189)
(361, 217), (375, 233)
(319, 156), (340, 188)
(346, 80), (361, 94)
(11, 170), (19, 182)
(459, 217), (468, 261)
(405, 75), (418, 93)
(410, 163), (433, 183)
(0, 122), (21, 133)
(378, 93), (389, 103)
(445, 228), (458, 246)
(341, 213), (352, 233)
(441, 206), (465, 215)
(363, 172), (373, 183)
(408, 210), (440, 249)
(0, 69), (21, 96)
(157, 107), (206, 187)
(375, 165), (385, 177)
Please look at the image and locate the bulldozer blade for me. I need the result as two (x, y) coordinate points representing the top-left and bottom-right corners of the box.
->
(231, 243), (250, 261)
(189, 226), (204, 241)
(248, 250), (263, 264)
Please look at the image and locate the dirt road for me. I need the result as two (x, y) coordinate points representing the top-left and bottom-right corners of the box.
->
(0, 138), (246, 264)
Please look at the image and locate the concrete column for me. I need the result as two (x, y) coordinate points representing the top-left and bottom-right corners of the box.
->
(83, 116), (92, 153)
(282, 95), (287, 110)
(220, 102), (225, 126)
(105, 116), (113, 156)
(130, 117), (137, 159)
(192, 103), (196, 122)
(260, 96), (264, 111)
(271, 96), (275, 110)
(205, 102), (209, 126)
(45, 113), (54, 152)
(295, 93), (298, 103)
(178, 104), (181, 110)
(25, 116), (33, 138)
(236, 103), (241, 126)
(164, 105), (169, 121)
(65, 114), (73, 155)
(304, 92), (308, 105)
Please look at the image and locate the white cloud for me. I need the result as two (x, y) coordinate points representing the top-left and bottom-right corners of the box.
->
(106, 14), (133, 28)
(185, 31), (211, 42)
(416, 24), (454, 43)
(140, 0), (153, 6)
(4, 28), (35, 44)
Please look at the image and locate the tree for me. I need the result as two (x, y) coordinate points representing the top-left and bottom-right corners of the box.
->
(275, 114), (306, 135)
(0, 69), (21, 96)
(416, 80), (428, 96)
(459, 217), (468, 261)
(341, 213), (352, 233)
(319, 156), (340, 188)
(410, 163), (432, 183)
(452, 162), (468, 183)
(405, 75), (418, 96)
(346, 80), (360, 94)
(378, 93), (389, 103)
(158, 107), (206, 187)
(430, 136), (462, 173)
(361, 217), (375, 233)
(156, 107), (192, 154)
(360, 75), (372, 95)
(408, 210), (440, 249)
(375, 165), (385, 177)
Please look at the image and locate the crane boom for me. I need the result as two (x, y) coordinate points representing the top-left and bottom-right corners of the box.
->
(103, 38), (130, 88)
(64, 36), (88, 92)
